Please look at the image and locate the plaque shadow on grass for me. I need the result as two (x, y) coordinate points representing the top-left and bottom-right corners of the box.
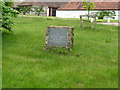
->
(45, 47), (74, 56)
(44, 47), (84, 58)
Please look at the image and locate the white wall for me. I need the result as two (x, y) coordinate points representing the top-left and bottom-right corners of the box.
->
(47, 7), (49, 16)
(56, 10), (120, 20)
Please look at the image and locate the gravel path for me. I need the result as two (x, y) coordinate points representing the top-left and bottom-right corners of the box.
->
(97, 22), (120, 26)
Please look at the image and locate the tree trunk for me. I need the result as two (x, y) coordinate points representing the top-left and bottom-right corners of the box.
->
(38, 13), (40, 16)
(88, 9), (90, 22)
(88, 8), (90, 28)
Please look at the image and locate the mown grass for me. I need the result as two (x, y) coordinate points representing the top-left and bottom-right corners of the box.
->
(22, 15), (119, 22)
(2, 16), (118, 88)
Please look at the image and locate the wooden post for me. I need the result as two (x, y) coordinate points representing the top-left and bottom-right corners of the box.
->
(80, 15), (96, 29)
(94, 15), (96, 29)
(80, 16), (82, 28)
(50, 7), (52, 16)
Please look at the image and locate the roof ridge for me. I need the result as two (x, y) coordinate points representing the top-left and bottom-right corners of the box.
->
(58, 1), (120, 10)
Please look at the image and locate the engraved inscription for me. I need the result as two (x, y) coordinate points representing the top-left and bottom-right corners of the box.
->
(48, 28), (68, 47)
(44, 26), (74, 50)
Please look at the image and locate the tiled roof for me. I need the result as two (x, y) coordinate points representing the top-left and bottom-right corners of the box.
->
(19, 2), (33, 6)
(19, 2), (68, 7)
(58, 1), (120, 10)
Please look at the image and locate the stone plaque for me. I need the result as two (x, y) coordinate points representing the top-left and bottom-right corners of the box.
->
(44, 26), (74, 49)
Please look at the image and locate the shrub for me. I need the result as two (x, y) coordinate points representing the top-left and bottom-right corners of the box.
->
(94, 10), (116, 19)
(0, 1), (19, 31)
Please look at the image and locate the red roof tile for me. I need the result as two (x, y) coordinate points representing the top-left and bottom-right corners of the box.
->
(19, 2), (67, 7)
(58, 2), (120, 10)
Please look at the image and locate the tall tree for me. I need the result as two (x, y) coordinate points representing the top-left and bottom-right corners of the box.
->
(83, 2), (96, 21)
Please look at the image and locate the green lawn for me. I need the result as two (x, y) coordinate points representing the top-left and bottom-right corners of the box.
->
(22, 15), (119, 22)
(2, 16), (118, 88)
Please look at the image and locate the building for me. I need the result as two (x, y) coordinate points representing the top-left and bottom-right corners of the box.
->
(18, 0), (120, 20)
(18, 2), (67, 16)
(56, 1), (120, 20)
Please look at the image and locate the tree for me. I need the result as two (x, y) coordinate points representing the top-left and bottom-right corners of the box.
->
(19, 6), (31, 15)
(83, 2), (96, 21)
(32, 7), (44, 16)
(94, 10), (116, 19)
(0, 1), (19, 31)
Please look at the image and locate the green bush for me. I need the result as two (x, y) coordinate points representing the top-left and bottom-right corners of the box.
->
(0, 1), (19, 31)
(94, 10), (116, 19)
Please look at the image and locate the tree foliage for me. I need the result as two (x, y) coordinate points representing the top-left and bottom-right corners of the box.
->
(0, 1), (19, 31)
(83, 2), (96, 21)
(32, 7), (44, 16)
(94, 10), (116, 19)
(19, 6), (31, 15)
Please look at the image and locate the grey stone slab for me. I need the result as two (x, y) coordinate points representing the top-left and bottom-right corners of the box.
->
(44, 26), (74, 50)
(48, 28), (68, 47)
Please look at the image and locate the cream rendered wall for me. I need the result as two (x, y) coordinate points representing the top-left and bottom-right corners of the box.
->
(56, 10), (119, 20)
(47, 7), (49, 16)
